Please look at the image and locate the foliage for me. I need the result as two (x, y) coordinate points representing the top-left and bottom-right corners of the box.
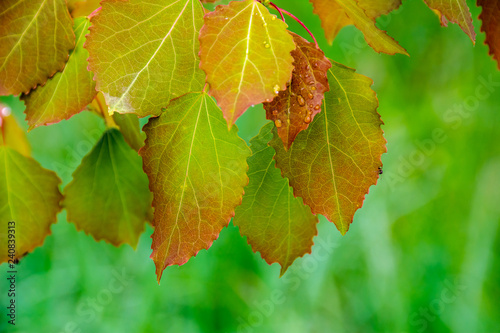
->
(0, 0), (498, 282)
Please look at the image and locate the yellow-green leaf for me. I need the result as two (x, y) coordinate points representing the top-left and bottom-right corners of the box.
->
(0, 0), (74, 95)
(310, 0), (407, 55)
(22, 18), (96, 130)
(85, 0), (205, 117)
(199, 0), (296, 126)
(0, 105), (30, 157)
(141, 92), (250, 281)
(423, 0), (476, 42)
(270, 61), (386, 235)
(63, 129), (152, 248)
(234, 123), (318, 275)
(0, 147), (62, 263)
(113, 113), (145, 151)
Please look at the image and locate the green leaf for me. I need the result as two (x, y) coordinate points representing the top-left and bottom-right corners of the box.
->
(478, 0), (500, 69)
(423, 0), (476, 43)
(263, 32), (331, 150)
(234, 123), (318, 275)
(0, 147), (62, 263)
(199, 0), (296, 126)
(310, 0), (407, 55)
(270, 61), (386, 235)
(113, 113), (145, 151)
(63, 129), (152, 248)
(140, 92), (250, 281)
(0, 0), (75, 95)
(85, 0), (205, 117)
(0, 106), (30, 157)
(21, 18), (96, 130)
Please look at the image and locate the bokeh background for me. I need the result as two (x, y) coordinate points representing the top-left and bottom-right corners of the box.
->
(1, 0), (500, 332)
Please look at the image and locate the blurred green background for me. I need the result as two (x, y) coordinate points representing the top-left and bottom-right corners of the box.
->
(1, 0), (500, 332)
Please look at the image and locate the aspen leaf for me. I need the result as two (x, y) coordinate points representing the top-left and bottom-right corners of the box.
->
(0, 0), (74, 95)
(63, 129), (151, 248)
(199, 0), (296, 126)
(85, 0), (205, 117)
(263, 32), (331, 150)
(234, 123), (318, 275)
(0, 147), (62, 263)
(478, 0), (500, 68)
(22, 18), (96, 130)
(271, 61), (386, 235)
(423, 0), (476, 42)
(310, 0), (407, 55)
(141, 92), (250, 281)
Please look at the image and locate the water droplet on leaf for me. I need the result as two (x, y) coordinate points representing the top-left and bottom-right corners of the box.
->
(273, 85), (280, 94)
(314, 105), (320, 110)
(272, 110), (278, 115)
(275, 119), (282, 127)
(297, 95), (306, 106)
(304, 116), (311, 123)
(308, 93), (313, 99)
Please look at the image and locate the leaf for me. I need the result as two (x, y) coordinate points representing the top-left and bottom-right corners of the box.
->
(0, 0), (74, 95)
(0, 106), (30, 157)
(113, 113), (145, 151)
(270, 61), (386, 235)
(63, 129), (151, 248)
(199, 0), (296, 126)
(21, 18), (96, 130)
(140, 91), (250, 281)
(70, 0), (102, 17)
(0, 147), (62, 263)
(85, 0), (205, 117)
(423, 0), (476, 42)
(234, 123), (318, 275)
(477, 0), (500, 69)
(263, 32), (331, 150)
(309, 0), (407, 55)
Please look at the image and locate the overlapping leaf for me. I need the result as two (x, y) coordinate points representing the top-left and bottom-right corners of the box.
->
(113, 113), (145, 151)
(0, 0), (74, 96)
(0, 136), (62, 262)
(478, 0), (500, 69)
(85, 0), (205, 117)
(22, 18), (96, 130)
(310, 0), (407, 55)
(263, 33), (331, 150)
(70, 0), (101, 17)
(234, 123), (318, 275)
(0, 106), (30, 157)
(423, 0), (475, 42)
(270, 61), (386, 235)
(63, 129), (151, 248)
(141, 92), (250, 281)
(199, 0), (296, 126)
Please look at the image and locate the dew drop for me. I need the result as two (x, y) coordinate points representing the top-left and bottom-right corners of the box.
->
(273, 84), (280, 94)
(304, 115), (311, 123)
(304, 73), (310, 78)
(272, 110), (278, 115)
(262, 22), (267, 27)
(313, 62), (319, 68)
(314, 105), (320, 110)
(271, 16), (276, 20)
(1, 107), (11, 117)
(275, 119), (282, 127)
(311, 86), (317, 91)
(309, 104), (314, 108)
(308, 81), (315, 85)
(264, 43), (270, 49)
(308, 93), (313, 99)
(296, 95), (305, 106)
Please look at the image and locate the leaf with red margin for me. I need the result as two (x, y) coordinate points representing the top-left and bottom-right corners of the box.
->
(85, 0), (205, 117)
(263, 32), (331, 150)
(199, 0), (295, 127)
(270, 61), (386, 235)
(234, 122), (318, 275)
(423, 0), (476, 42)
(0, 0), (74, 96)
(478, 0), (500, 69)
(22, 18), (96, 130)
(0, 105), (30, 157)
(141, 91), (250, 282)
(309, 0), (407, 55)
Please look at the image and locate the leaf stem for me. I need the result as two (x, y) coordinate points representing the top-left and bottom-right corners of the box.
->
(95, 95), (118, 128)
(268, 2), (285, 22)
(279, 8), (319, 48)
